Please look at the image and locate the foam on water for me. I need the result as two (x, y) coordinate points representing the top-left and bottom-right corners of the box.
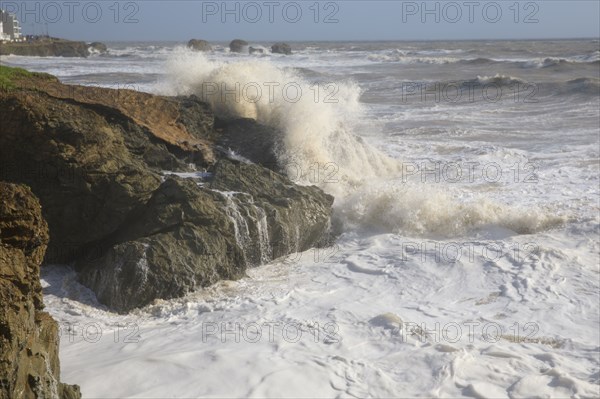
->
(4, 40), (597, 398)
(337, 182), (564, 236)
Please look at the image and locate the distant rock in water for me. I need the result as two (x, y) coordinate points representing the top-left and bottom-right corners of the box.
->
(0, 182), (81, 398)
(230, 39), (249, 53)
(89, 41), (108, 54)
(249, 46), (265, 54)
(271, 42), (292, 55)
(187, 39), (212, 52)
(0, 37), (94, 57)
(0, 66), (334, 313)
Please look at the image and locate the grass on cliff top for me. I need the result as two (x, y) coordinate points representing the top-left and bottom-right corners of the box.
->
(0, 65), (57, 91)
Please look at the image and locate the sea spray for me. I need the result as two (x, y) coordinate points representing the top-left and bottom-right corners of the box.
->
(336, 181), (563, 236)
(162, 52), (564, 237)
(162, 51), (399, 192)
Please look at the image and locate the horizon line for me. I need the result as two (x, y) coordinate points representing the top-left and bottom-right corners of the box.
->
(62, 37), (599, 43)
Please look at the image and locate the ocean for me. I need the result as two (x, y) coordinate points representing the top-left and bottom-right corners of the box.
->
(2, 40), (599, 397)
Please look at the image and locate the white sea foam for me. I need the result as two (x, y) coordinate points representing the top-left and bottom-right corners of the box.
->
(474, 73), (527, 86)
(336, 182), (564, 236)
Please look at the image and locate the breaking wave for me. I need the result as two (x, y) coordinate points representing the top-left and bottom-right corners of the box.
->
(161, 52), (399, 194)
(161, 52), (564, 237)
(336, 183), (564, 236)
(472, 74), (527, 86)
(564, 77), (600, 94)
(524, 52), (600, 68)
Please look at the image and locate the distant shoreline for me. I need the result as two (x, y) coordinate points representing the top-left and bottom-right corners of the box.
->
(0, 36), (107, 57)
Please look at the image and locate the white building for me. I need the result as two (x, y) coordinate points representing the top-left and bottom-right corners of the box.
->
(0, 9), (22, 42)
(0, 20), (9, 41)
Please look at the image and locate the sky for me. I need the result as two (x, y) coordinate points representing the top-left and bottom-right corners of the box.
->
(1, 0), (598, 42)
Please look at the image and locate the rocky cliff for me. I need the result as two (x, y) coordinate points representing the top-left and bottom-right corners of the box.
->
(0, 182), (81, 399)
(0, 65), (334, 312)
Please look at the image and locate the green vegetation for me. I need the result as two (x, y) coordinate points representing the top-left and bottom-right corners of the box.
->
(0, 65), (32, 90)
(0, 65), (56, 91)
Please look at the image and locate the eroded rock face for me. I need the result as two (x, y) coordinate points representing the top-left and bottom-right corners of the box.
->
(0, 69), (334, 312)
(229, 39), (249, 53)
(0, 182), (81, 399)
(187, 39), (212, 52)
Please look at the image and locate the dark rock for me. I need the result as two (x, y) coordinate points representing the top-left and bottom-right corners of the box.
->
(89, 42), (108, 53)
(209, 160), (334, 256)
(271, 42), (292, 55)
(249, 47), (265, 54)
(229, 39), (249, 53)
(79, 158), (333, 312)
(0, 182), (81, 398)
(187, 39), (212, 52)
(78, 176), (246, 312)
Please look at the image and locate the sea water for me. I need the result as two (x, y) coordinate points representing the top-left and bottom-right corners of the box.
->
(3, 40), (599, 397)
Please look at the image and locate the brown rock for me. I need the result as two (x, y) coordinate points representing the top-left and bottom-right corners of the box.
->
(0, 74), (216, 264)
(0, 182), (81, 398)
